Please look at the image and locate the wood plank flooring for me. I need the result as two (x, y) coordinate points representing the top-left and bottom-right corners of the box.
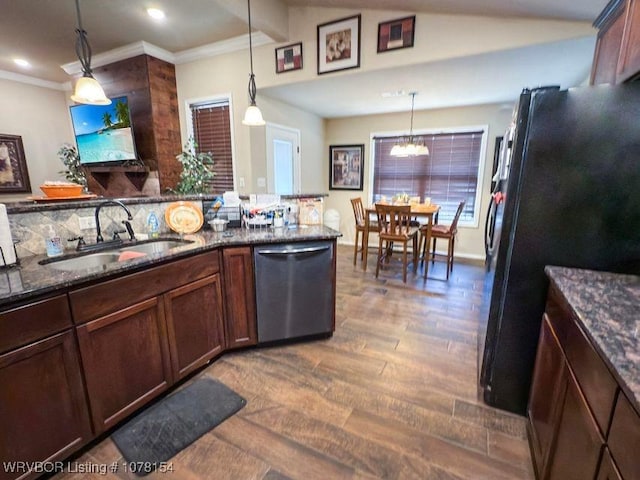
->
(55, 245), (534, 480)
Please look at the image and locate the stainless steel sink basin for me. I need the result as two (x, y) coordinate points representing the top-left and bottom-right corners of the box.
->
(118, 240), (191, 255)
(40, 238), (196, 271)
(45, 252), (122, 271)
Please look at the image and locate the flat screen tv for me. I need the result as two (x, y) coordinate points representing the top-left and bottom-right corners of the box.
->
(69, 96), (137, 165)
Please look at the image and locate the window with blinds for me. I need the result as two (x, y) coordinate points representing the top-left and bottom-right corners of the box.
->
(372, 130), (484, 223)
(190, 99), (233, 193)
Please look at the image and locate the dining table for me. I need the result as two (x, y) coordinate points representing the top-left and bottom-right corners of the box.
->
(364, 202), (440, 276)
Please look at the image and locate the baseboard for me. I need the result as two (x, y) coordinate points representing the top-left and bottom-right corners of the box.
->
(338, 239), (485, 262)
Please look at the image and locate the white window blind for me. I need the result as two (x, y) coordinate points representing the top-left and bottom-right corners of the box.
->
(373, 131), (483, 223)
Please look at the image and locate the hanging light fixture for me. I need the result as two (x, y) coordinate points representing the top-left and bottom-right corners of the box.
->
(242, 0), (265, 126)
(70, 0), (110, 105)
(391, 92), (429, 157)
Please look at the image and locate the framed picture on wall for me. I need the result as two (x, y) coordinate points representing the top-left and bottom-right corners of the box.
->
(0, 134), (31, 193)
(275, 42), (303, 73)
(329, 144), (364, 190)
(317, 15), (361, 75)
(377, 15), (415, 53)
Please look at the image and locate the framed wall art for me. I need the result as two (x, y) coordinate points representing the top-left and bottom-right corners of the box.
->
(377, 15), (415, 53)
(275, 42), (303, 73)
(317, 14), (361, 75)
(0, 134), (31, 193)
(329, 144), (364, 190)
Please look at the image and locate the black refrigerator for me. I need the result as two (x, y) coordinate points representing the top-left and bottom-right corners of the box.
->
(480, 84), (640, 415)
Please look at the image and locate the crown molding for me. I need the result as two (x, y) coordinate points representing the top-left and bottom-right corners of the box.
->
(174, 32), (274, 64)
(61, 41), (174, 75)
(0, 69), (67, 91)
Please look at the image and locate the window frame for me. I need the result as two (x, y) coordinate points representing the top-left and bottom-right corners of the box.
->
(184, 93), (237, 191)
(368, 125), (488, 228)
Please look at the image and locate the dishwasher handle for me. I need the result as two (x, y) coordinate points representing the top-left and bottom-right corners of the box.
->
(256, 245), (331, 256)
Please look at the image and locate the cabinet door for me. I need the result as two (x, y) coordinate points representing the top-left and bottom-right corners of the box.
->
(527, 314), (568, 478)
(618, 0), (640, 81)
(0, 331), (92, 480)
(76, 297), (173, 434)
(596, 448), (623, 480)
(164, 274), (225, 381)
(222, 247), (257, 349)
(591, 9), (626, 84)
(545, 368), (604, 480)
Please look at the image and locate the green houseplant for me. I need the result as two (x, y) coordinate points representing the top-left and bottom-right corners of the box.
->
(57, 143), (88, 189)
(173, 137), (215, 194)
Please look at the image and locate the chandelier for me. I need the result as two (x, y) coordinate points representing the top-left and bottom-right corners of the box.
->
(390, 92), (428, 157)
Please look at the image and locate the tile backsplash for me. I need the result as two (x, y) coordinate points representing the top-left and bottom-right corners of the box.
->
(8, 200), (198, 258)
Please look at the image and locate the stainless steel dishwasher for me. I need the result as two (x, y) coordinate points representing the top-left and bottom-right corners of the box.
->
(253, 240), (335, 343)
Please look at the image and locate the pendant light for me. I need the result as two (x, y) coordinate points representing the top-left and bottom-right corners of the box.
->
(242, 0), (265, 126)
(70, 0), (111, 105)
(391, 92), (428, 157)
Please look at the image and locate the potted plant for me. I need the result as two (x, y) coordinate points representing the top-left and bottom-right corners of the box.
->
(172, 137), (215, 194)
(57, 143), (88, 189)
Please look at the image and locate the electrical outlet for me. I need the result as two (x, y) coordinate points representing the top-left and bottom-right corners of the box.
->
(239, 177), (245, 188)
(78, 216), (96, 230)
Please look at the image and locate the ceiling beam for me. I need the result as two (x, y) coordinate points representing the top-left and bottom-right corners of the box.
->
(212, 0), (289, 42)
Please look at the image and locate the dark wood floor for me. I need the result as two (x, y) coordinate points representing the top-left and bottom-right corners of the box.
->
(56, 245), (534, 480)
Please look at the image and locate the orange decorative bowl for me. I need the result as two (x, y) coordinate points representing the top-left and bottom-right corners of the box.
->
(40, 184), (84, 198)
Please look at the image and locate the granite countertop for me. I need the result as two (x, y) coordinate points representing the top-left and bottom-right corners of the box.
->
(545, 266), (640, 412)
(0, 225), (340, 307)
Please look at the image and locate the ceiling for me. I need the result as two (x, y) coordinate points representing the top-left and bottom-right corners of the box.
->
(0, 0), (607, 117)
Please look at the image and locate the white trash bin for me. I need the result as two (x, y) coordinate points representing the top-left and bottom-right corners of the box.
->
(323, 209), (340, 232)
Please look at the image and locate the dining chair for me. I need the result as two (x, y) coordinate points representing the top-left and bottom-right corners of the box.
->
(374, 203), (419, 283)
(419, 200), (465, 280)
(350, 197), (378, 268)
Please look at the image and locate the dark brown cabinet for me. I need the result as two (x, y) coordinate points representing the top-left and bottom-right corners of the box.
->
(76, 297), (173, 433)
(0, 331), (92, 480)
(598, 448), (624, 480)
(222, 247), (257, 349)
(528, 283), (640, 480)
(527, 315), (568, 477)
(591, 0), (640, 84)
(164, 274), (225, 380)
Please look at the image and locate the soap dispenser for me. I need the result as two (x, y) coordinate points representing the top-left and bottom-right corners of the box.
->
(147, 211), (160, 238)
(45, 225), (63, 257)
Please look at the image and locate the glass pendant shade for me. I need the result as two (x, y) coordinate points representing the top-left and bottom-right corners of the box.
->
(242, 104), (265, 126)
(71, 75), (111, 105)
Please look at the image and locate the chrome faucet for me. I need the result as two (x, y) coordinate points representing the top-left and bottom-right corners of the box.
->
(95, 200), (136, 243)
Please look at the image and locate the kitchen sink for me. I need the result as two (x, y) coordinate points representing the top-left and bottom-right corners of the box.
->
(40, 238), (196, 271)
(45, 252), (122, 271)
(118, 240), (190, 255)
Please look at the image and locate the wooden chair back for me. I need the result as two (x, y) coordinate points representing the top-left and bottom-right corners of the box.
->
(375, 204), (415, 240)
(350, 197), (366, 227)
(446, 200), (466, 235)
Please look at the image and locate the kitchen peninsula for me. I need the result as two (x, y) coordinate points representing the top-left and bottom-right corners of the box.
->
(0, 194), (340, 480)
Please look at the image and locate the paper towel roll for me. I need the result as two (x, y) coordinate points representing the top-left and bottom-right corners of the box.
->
(0, 204), (16, 266)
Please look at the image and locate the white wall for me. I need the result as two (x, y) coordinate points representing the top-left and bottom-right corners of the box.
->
(325, 103), (513, 259)
(0, 78), (74, 201)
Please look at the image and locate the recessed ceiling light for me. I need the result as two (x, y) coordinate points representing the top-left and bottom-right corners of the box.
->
(13, 58), (30, 68)
(147, 8), (165, 20)
(381, 89), (406, 98)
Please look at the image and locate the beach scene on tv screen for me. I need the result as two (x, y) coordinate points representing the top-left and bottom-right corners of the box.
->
(70, 97), (137, 164)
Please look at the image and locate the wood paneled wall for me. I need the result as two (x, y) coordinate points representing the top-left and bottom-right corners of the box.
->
(82, 55), (181, 194)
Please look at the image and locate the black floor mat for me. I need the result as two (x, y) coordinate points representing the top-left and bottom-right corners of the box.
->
(111, 377), (246, 476)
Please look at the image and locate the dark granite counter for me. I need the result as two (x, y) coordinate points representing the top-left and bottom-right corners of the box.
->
(545, 266), (640, 412)
(0, 225), (340, 307)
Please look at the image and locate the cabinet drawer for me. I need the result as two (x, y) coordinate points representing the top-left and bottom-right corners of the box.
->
(0, 294), (72, 354)
(70, 250), (220, 323)
(548, 285), (617, 436)
(608, 392), (640, 480)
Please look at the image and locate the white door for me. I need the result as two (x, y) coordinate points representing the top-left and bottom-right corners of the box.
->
(266, 123), (301, 194)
